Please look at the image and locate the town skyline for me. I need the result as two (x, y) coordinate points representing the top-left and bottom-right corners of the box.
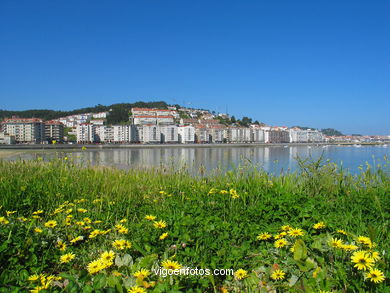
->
(1, 1), (389, 135)
(0, 100), (388, 136)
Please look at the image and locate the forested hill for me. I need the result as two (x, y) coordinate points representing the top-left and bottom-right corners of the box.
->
(0, 101), (168, 124)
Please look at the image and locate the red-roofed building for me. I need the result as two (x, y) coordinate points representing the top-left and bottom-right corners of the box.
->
(1, 117), (44, 143)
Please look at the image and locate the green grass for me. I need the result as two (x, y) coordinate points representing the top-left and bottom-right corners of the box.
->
(0, 156), (389, 292)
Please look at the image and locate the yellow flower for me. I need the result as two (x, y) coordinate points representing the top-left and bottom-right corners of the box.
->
(6, 211), (16, 216)
(89, 229), (102, 238)
(153, 220), (167, 229)
(330, 238), (343, 248)
(145, 215), (156, 221)
(341, 244), (359, 251)
(134, 269), (151, 279)
(159, 232), (169, 240)
(357, 236), (373, 248)
(60, 253), (75, 263)
(87, 259), (104, 274)
(351, 250), (374, 271)
(281, 225), (292, 231)
(337, 229), (347, 235)
(274, 238), (288, 248)
(220, 190), (228, 195)
(100, 251), (115, 262)
(18, 217), (28, 222)
(366, 268), (385, 283)
(56, 240), (67, 251)
(313, 222), (326, 229)
(83, 217), (92, 224)
(161, 259), (182, 270)
(32, 210), (44, 215)
(70, 236), (83, 244)
(112, 239), (132, 250)
(271, 269), (285, 280)
(256, 232), (272, 240)
(44, 220), (57, 228)
(229, 189), (240, 199)
(115, 224), (129, 234)
(288, 228), (304, 237)
(234, 269), (248, 280)
(119, 219), (127, 223)
(34, 227), (42, 233)
(77, 208), (87, 213)
(28, 274), (40, 282)
(370, 251), (381, 261)
(75, 221), (85, 226)
(127, 286), (146, 293)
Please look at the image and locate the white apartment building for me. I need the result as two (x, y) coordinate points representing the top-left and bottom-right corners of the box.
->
(208, 126), (224, 143)
(307, 130), (324, 142)
(0, 132), (16, 144)
(289, 128), (309, 143)
(112, 125), (134, 143)
(289, 128), (324, 143)
(76, 123), (94, 143)
(1, 118), (44, 143)
(92, 112), (108, 119)
(250, 126), (265, 143)
(177, 126), (195, 143)
(159, 125), (178, 143)
(136, 125), (160, 143)
(94, 126), (114, 143)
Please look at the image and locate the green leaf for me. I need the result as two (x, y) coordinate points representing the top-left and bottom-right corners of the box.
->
(293, 239), (307, 261)
(93, 274), (107, 289)
(115, 254), (133, 267)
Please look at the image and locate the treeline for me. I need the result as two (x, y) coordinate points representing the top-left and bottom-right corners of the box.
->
(0, 101), (168, 124)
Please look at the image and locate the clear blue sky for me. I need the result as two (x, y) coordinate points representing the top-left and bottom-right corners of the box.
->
(0, 0), (389, 135)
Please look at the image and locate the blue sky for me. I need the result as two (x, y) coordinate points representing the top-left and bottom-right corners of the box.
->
(0, 0), (389, 135)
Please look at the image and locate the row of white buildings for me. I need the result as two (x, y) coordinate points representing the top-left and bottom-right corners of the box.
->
(76, 123), (325, 144)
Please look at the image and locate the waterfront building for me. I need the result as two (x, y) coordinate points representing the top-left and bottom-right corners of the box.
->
(0, 132), (16, 144)
(112, 125), (135, 143)
(195, 125), (210, 143)
(136, 124), (161, 143)
(76, 123), (94, 143)
(250, 126), (265, 143)
(177, 125), (195, 143)
(44, 120), (64, 142)
(159, 125), (178, 143)
(1, 117), (44, 143)
(208, 125), (225, 143)
(265, 127), (290, 143)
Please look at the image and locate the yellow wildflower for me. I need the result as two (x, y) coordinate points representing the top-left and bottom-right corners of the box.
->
(134, 269), (150, 280)
(271, 269), (285, 280)
(145, 215), (156, 221)
(234, 269), (248, 280)
(60, 253), (75, 263)
(366, 269), (385, 283)
(161, 259), (182, 270)
(351, 250), (374, 271)
(153, 220), (167, 229)
(44, 220), (57, 228)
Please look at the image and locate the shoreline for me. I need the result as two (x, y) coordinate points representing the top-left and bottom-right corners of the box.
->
(0, 141), (387, 151)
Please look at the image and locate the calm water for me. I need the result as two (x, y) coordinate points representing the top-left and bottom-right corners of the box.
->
(5, 145), (389, 174)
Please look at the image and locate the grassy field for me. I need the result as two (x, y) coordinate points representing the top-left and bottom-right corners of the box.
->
(0, 156), (389, 292)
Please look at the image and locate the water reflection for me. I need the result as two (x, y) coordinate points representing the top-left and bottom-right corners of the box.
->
(5, 145), (389, 174)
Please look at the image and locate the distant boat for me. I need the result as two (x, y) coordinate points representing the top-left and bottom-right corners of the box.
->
(353, 144), (362, 147)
